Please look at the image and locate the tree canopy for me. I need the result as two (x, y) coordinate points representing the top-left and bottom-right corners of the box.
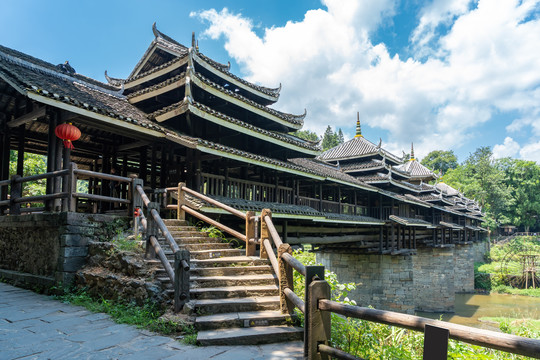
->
(321, 126), (344, 151)
(420, 150), (458, 175)
(442, 147), (540, 232)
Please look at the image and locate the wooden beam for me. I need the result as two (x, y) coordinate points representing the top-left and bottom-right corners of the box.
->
(7, 106), (46, 128)
(118, 140), (150, 152)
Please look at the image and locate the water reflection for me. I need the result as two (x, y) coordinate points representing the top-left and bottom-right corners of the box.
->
(416, 293), (540, 331)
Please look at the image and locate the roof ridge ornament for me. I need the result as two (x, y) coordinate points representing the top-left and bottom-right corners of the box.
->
(377, 138), (382, 148)
(355, 112), (363, 137)
(410, 142), (415, 161)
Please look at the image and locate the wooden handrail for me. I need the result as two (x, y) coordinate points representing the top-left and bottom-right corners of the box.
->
(150, 207), (180, 253)
(281, 252), (306, 276)
(13, 192), (68, 203)
(149, 235), (175, 282)
(136, 185), (151, 206)
(318, 344), (363, 360)
(180, 185), (246, 220)
(263, 239), (279, 276)
(73, 169), (132, 183)
(12, 169), (69, 183)
(284, 288), (305, 314)
(318, 299), (540, 359)
(73, 193), (130, 204)
(264, 215), (283, 247)
(182, 205), (247, 242)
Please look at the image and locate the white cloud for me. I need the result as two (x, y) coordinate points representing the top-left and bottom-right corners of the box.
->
(519, 141), (540, 162)
(192, 0), (540, 161)
(493, 137), (521, 158)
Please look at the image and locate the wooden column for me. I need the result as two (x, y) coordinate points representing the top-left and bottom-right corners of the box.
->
(45, 107), (56, 210)
(159, 146), (167, 188)
(139, 147), (148, 185)
(151, 144), (157, 189)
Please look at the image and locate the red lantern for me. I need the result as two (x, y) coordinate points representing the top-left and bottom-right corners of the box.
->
(55, 122), (81, 149)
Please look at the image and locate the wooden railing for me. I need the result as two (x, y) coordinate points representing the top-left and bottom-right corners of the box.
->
(166, 183), (258, 256)
(0, 162), (134, 215)
(257, 209), (540, 360)
(134, 184), (190, 313)
(200, 172), (293, 203)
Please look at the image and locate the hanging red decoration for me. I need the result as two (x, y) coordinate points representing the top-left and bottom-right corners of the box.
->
(55, 122), (81, 149)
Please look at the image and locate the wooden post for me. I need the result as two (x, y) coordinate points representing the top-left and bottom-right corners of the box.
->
(130, 177), (143, 225)
(245, 210), (256, 256)
(45, 108), (55, 211)
(260, 209), (271, 259)
(177, 182), (186, 220)
(65, 162), (77, 212)
(174, 249), (190, 313)
(306, 278), (331, 360)
(423, 324), (449, 360)
(278, 243), (294, 315)
(9, 175), (22, 215)
(145, 202), (159, 259)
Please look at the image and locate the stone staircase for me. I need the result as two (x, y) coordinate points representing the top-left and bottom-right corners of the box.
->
(151, 219), (303, 345)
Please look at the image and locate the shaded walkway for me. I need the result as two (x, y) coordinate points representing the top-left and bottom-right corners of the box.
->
(0, 283), (302, 359)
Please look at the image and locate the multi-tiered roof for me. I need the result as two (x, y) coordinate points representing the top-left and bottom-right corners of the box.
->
(106, 24), (316, 160)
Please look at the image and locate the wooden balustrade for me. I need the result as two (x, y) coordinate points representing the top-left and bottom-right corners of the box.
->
(256, 208), (540, 360)
(0, 163), (135, 215)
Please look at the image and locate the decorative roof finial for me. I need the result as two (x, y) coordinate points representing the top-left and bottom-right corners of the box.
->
(410, 143), (415, 161)
(192, 32), (196, 49)
(355, 112), (362, 138)
(377, 138), (382, 148)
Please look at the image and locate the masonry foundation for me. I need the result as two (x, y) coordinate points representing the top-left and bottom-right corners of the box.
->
(317, 242), (488, 314)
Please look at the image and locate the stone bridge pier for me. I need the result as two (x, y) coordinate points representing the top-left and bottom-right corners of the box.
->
(317, 242), (488, 314)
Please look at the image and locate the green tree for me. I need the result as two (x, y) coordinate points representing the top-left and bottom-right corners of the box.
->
(502, 159), (540, 232)
(337, 128), (344, 144)
(420, 150), (458, 175)
(292, 129), (319, 142)
(9, 150), (48, 198)
(444, 147), (513, 231)
(322, 126), (340, 151)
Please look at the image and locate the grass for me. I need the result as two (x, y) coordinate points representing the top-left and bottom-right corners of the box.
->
(54, 287), (197, 344)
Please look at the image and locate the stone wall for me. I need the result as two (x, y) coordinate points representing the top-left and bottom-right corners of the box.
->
(317, 241), (489, 314)
(0, 213), (127, 286)
(317, 253), (415, 314)
(413, 247), (454, 312)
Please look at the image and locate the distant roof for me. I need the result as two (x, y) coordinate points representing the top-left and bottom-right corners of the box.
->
(396, 159), (437, 180)
(318, 135), (402, 164)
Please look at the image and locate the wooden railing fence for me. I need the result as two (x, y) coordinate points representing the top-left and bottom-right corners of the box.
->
(134, 184), (190, 313)
(0, 162), (134, 215)
(168, 183), (540, 359)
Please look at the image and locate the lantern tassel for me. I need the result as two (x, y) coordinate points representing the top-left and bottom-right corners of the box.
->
(63, 140), (74, 149)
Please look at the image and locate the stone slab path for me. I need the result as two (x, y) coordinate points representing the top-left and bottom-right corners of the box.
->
(0, 282), (303, 360)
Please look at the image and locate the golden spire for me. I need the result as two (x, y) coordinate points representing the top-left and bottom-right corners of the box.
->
(355, 112), (363, 138)
(410, 143), (415, 161)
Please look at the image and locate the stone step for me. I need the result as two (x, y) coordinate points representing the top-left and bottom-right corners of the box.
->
(169, 230), (208, 237)
(191, 285), (279, 300)
(159, 237), (217, 245)
(189, 249), (244, 260)
(156, 265), (273, 278)
(192, 256), (269, 268)
(193, 296), (280, 315)
(195, 310), (296, 330)
(163, 225), (198, 232)
(191, 265), (273, 277)
(191, 274), (277, 288)
(163, 219), (188, 226)
(163, 284), (279, 299)
(197, 325), (304, 346)
(162, 243), (233, 253)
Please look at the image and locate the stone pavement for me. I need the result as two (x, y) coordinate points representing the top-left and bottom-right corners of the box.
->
(0, 282), (303, 359)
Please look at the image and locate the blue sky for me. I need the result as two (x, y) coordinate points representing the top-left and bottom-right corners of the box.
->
(2, 0), (540, 163)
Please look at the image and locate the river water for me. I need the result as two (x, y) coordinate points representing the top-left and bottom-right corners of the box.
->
(416, 293), (540, 331)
